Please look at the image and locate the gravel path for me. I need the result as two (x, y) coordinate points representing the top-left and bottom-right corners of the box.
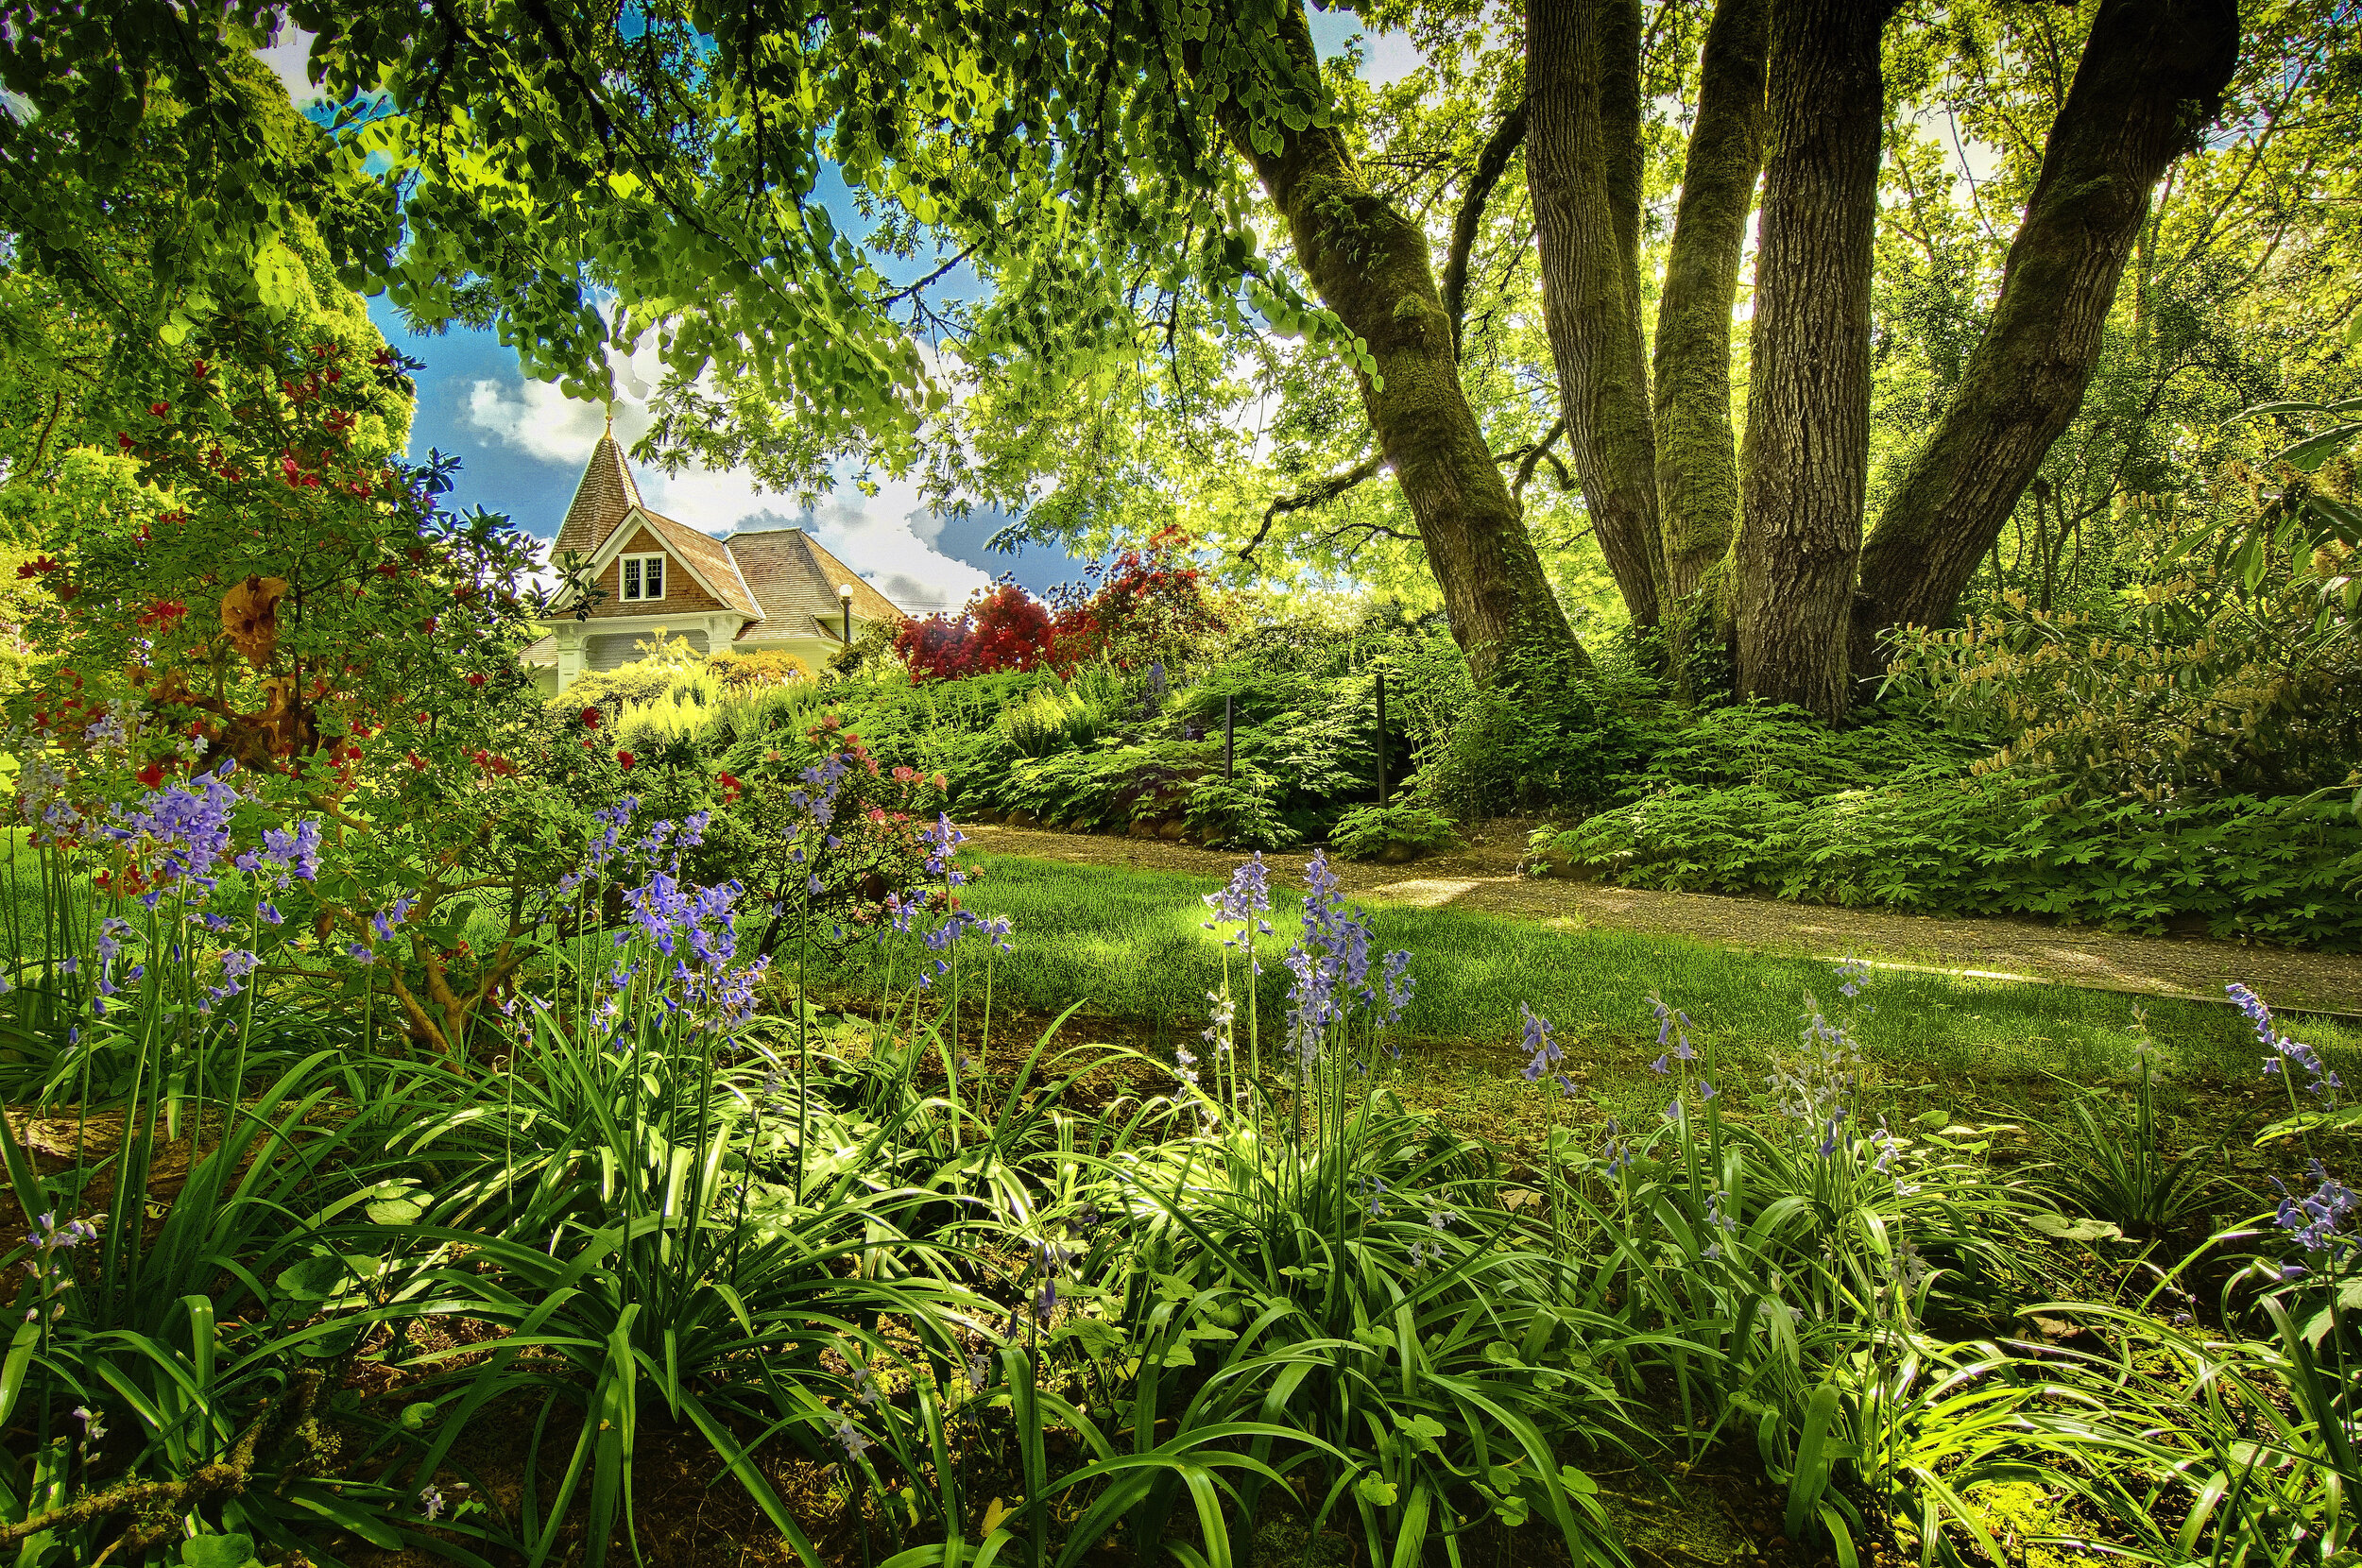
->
(961, 819), (2362, 1016)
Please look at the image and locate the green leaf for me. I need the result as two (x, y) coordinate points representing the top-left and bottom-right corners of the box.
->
(363, 1178), (428, 1225)
(2028, 1213), (2123, 1242)
(180, 1537), (263, 1568)
(1354, 1474), (1398, 1507)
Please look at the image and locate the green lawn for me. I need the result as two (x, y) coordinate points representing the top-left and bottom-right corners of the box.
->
(875, 853), (2362, 1148)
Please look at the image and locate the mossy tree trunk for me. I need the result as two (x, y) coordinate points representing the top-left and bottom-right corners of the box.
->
(1529, 0), (1768, 655)
(1529, 0), (1665, 632)
(1850, 0), (2242, 674)
(1209, 0), (1588, 685)
(1730, 0), (1896, 723)
(1652, 0), (1767, 608)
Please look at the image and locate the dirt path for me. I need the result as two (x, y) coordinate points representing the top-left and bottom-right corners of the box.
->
(961, 819), (2362, 1017)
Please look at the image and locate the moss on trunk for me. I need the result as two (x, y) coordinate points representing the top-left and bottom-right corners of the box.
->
(1208, 1), (1588, 686)
(1851, 0), (2239, 673)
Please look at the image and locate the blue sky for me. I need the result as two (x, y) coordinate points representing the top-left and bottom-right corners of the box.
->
(264, 11), (1415, 616)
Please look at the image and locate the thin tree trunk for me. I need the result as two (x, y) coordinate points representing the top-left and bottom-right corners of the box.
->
(1850, 0), (2240, 673)
(1206, 1), (1589, 682)
(1734, 0), (1893, 722)
(1529, 0), (1664, 631)
(1652, 0), (1769, 606)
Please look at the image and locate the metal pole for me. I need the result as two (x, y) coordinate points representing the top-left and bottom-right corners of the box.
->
(1224, 695), (1235, 781)
(1375, 672), (1387, 805)
(843, 600), (853, 650)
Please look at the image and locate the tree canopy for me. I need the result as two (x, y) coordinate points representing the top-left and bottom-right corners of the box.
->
(5, 0), (2357, 704)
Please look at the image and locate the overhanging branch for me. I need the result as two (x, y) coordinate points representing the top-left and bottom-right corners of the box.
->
(1443, 100), (1531, 361)
(1240, 452), (1387, 560)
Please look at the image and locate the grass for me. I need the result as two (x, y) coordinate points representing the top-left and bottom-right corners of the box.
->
(857, 852), (2362, 1150)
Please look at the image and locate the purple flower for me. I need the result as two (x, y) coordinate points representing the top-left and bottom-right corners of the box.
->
(1281, 853), (1398, 1065)
(1515, 1002), (1562, 1087)
(2232, 983), (2342, 1101)
(105, 766), (243, 894)
(1201, 854), (1275, 948)
(2274, 1162), (2359, 1257)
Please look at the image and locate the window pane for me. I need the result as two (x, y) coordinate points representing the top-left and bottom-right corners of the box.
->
(646, 557), (663, 598)
(623, 559), (641, 600)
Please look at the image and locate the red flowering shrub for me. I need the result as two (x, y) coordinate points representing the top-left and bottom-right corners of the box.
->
(896, 532), (1225, 681)
(897, 579), (1066, 679)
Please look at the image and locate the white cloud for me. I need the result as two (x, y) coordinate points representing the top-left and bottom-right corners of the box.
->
(254, 26), (323, 107)
(463, 371), (988, 615)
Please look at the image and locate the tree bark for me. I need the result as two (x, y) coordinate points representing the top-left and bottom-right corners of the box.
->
(1850, 0), (2240, 673)
(1529, 0), (1665, 631)
(1207, 0), (1588, 682)
(1442, 101), (1530, 360)
(1733, 0), (1893, 722)
(1652, 0), (1768, 605)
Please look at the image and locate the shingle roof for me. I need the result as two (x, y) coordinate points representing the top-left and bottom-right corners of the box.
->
(553, 432), (642, 561)
(722, 527), (909, 640)
(543, 438), (916, 637)
(635, 507), (762, 617)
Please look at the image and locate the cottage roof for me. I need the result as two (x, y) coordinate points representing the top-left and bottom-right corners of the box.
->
(632, 507), (763, 617)
(553, 430), (642, 561)
(721, 526), (906, 640)
(542, 438), (915, 640)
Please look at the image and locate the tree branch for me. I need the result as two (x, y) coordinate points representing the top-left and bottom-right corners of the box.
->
(1239, 452), (1387, 560)
(1512, 417), (1570, 501)
(1443, 100), (1531, 361)
(876, 239), (985, 309)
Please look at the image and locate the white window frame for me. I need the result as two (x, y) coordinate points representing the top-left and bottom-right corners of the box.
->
(619, 553), (666, 603)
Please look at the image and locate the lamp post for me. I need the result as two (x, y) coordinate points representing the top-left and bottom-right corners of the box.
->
(837, 583), (854, 656)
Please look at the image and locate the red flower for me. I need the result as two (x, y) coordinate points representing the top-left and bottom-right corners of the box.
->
(408, 751), (429, 771)
(16, 557), (62, 579)
(466, 673), (487, 688)
(149, 401), (171, 419)
(616, 751), (636, 771)
(137, 599), (189, 630)
(187, 360), (211, 379)
(116, 433), (136, 450)
(375, 561), (400, 577)
(580, 707), (601, 729)
(717, 770), (743, 802)
(136, 760), (164, 789)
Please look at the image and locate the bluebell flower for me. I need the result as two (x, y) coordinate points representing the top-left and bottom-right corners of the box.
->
(2232, 983), (2342, 1101)
(2274, 1162), (2359, 1256)
(829, 1414), (874, 1462)
(1200, 853), (1275, 944)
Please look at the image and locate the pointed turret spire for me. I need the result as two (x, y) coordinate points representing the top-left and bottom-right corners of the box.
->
(553, 423), (642, 561)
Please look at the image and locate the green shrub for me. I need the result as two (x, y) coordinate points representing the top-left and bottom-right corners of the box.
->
(709, 648), (809, 687)
(1533, 769), (2362, 946)
(1186, 767), (1295, 849)
(997, 678), (1104, 757)
(1419, 639), (1669, 818)
(1328, 801), (1458, 861)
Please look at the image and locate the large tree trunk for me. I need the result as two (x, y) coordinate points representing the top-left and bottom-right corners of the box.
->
(1652, 0), (1768, 605)
(1209, 1), (1588, 683)
(1732, 0), (1894, 722)
(1528, 0), (1665, 632)
(1850, 0), (2241, 673)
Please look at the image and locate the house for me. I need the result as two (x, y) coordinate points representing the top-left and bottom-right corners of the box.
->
(522, 425), (912, 694)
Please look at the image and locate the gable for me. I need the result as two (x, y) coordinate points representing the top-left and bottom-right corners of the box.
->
(578, 526), (730, 617)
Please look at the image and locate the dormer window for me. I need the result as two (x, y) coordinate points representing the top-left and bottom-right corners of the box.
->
(621, 554), (665, 603)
